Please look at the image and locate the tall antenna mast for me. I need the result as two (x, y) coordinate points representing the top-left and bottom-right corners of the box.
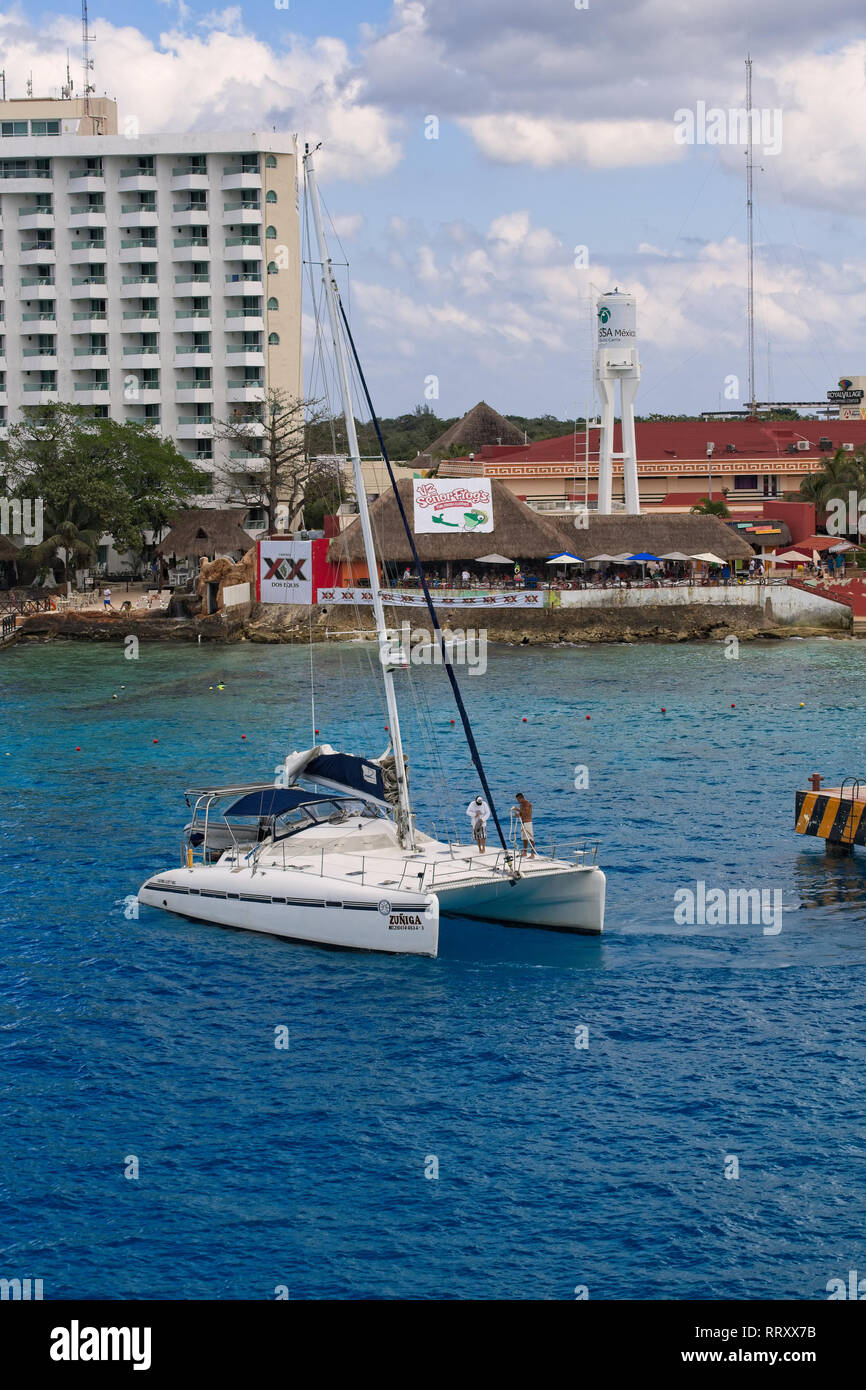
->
(746, 55), (756, 417)
(81, 0), (95, 124)
(0, 71), (6, 102)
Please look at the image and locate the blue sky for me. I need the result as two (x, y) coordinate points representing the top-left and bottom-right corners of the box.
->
(3, 1), (866, 419)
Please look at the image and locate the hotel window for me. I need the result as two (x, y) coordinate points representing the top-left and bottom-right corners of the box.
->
(267, 297), (278, 310)
(265, 155), (277, 168)
(1, 121), (28, 137)
(267, 262), (278, 275)
(268, 332), (279, 345)
(30, 120), (60, 137)
(266, 190), (277, 203)
(85, 157), (103, 175)
(265, 225), (277, 239)
(733, 475), (759, 491)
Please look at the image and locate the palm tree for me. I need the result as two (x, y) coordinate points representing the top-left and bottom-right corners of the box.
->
(799, 448), (866, 527)
(25, 500), (101, 584)
(690, 497), (730, 517)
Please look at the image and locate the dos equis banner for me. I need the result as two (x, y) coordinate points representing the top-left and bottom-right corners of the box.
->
(256, 537), (340, 604)
(413, 480), (494, 534)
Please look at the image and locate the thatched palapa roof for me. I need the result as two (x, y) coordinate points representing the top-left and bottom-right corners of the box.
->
(156, 507), (255, 560)
(329, 479), (567, 564)
(420, 401), (524, 461)
(555, 514), (754, 562)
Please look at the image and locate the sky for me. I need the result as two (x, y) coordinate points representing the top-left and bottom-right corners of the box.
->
(2, 1), (866, 420)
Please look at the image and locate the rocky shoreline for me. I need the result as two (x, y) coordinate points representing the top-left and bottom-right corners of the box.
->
(6, 600), (854, 646)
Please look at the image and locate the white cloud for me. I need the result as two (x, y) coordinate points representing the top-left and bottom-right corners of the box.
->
(464, 115), (684, 170)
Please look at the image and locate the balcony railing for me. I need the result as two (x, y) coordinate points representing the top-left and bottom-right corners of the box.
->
(18, 206), (53, 217)
(121, 203), (156, 214)
(122, 275), (157, 284)
(175, 274), (210, 284)
(122, 238), (157, 249)
(1, 168), (51, 180)
(68, 169), (103, 180)
(178, 414), (213, 424)
(73, 347), (107, 356)
(22, 382), (57, 391)
(171, 165), (207, 176)
(22, 311), (56, 321)
(119, 168), (156, 179)
(175, 344), (211, 353)
(227, 344), (263, 352)
(175, 309), (210, 318)
(224, 201), (261, 212)
(20, 242), (55, 253)
(22, 348), (57, 357)
(123, 346), (159, 355)
(74, 382), (109, 391)
(70, 239), (105, 250)
(21, 276), (55, 286)
(225, 236), (260, 247)
(225, 273), (261, 283)
(72, 311), (106, 320)
(123, 309), (158, 319)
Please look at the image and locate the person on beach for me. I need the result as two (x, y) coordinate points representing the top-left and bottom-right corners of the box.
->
(103, 586), (111, 610)
(466, 795), (490, 853)
(512, 792), (535, 857)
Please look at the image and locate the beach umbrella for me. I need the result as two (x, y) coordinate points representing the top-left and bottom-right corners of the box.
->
(612, 553), (641, 563)
(659, 551), (691, 561)
(584, 552), (617, 562)
(476, 553), (514, 564)
(626, 552), (661, 563)
(774, 549), (811, 564)
(545, 552), (584, 564)
(690, 552), (727, 564)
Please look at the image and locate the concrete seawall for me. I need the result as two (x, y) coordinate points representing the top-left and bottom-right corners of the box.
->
(555, 583), (851, 628)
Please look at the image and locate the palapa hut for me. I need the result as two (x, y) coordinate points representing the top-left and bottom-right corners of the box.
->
(555, 513), (754, 564)
(328, 479), (567, 584)
(156, 508), (255, 566)
(419, 401), (524, 464)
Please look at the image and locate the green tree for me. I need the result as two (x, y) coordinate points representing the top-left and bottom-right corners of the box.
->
(690, 496), (731, 517)
(799, 448), (866, 531)
(25, 499), (101, 581)
(3, 404), (209, 553)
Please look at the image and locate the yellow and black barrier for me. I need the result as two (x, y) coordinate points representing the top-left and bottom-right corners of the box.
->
(795, 790), (866, 847)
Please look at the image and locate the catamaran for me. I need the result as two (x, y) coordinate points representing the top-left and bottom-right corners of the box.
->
(138, 147), (606, 955)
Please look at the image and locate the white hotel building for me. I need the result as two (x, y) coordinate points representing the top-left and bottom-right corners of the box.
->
(0, 96), (302, 530)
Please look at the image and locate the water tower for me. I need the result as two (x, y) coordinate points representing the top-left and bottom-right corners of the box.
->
(595, 289), (641, 514)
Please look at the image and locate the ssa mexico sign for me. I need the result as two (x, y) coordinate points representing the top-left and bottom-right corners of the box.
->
(412, 479), (494, 534)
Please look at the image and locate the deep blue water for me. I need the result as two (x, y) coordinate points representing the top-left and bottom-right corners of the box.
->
(2, 635), (866, 1300)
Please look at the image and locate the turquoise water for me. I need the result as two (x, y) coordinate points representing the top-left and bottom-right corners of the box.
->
(2, 635), (866, 1299)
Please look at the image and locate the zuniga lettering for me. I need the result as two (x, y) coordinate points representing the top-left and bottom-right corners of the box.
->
(389, 913), (423, 929)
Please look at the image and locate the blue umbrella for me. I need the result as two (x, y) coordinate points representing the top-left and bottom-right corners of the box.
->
(627, 552), (661, 562)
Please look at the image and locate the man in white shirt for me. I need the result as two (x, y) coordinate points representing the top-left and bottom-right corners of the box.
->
(466, 795), (490, 853)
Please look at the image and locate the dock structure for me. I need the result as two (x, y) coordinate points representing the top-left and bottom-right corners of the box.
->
(795, 780), (866, 851)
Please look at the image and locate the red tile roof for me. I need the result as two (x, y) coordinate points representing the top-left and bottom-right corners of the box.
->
(478, 418), (866, 465)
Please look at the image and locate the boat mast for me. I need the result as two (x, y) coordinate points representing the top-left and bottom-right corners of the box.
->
(303, 145), (416, 849)
(746, 54), (756, 418)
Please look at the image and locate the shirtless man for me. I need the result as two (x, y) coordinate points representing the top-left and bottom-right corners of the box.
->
(512, 792), (535, 857)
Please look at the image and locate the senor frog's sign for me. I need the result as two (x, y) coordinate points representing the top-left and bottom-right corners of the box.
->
(413, 479), (494, 534)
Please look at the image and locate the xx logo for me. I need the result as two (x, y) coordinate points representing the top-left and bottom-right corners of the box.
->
(264, 557), (307, 582)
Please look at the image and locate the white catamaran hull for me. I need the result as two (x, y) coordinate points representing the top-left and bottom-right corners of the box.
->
(139, 866), (440, 956)
(435, 864), (605, 934)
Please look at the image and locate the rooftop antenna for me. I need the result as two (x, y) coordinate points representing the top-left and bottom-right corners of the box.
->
(62, 49), (74, 99)
(81, 0), (100, 130)
(25, 71), (33, 98)
(0, 70), (5, 102)
(745, 55), (756, 418)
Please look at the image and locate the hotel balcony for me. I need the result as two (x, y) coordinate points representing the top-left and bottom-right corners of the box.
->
(67, 211), (106, 230)
(226, 381), (264, 402)
(122, 311), (160, 332)
(70, 277), (108, 296)
(173, 272), (210, 288)
(173, 347), (212, 367)
(73, 385), (111, 404)
(72, 348), (109, 368)
(67, 173), (105, 194)
(20, 277), (56, 297)
(70, 242), (106, 262)
(120, 275), (158, 295)
(175, 386), (214, 403)
(122, 347), (161, 369)
(226, 417), (265, 437)
(71, 312), (107, 331)
(224, 273), (263, 294)
(127, 388), (162, 404)
(119, 239), (158, 262)
(172, 207), (209, 227)
(18, 211), (55, 231)
(19, 245), (56, 265)
(221, 169), (262, 191)
(172, 239), (210, 261)
(225, 347), (264, 367)
(22, 382), (59, 400)
(170, 171), (209, 193)
(224, 239), (261, 259)
(1, 172), (53, 193)
(119, 208), (158, 228)
(176, 420), (214, 439)
(22, 309), (57, 324)
(117, 172), (158, 193)
(224, 311), (264, 330)
(175, 313), (211, 332)
(21, 348), (58, 369)
(222, 204), (261, 224)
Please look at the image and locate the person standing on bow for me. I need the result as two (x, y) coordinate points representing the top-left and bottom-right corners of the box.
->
(466, 795), (490, 853)
(512, 792), (535, 857)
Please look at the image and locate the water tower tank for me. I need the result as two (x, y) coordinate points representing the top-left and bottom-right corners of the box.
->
(597, 290), (637, 347)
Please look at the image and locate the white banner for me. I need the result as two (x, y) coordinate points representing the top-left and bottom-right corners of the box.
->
(257, 539), (313, 604)
(317, 588), (544, 608)
(412, 479), (494, 534)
